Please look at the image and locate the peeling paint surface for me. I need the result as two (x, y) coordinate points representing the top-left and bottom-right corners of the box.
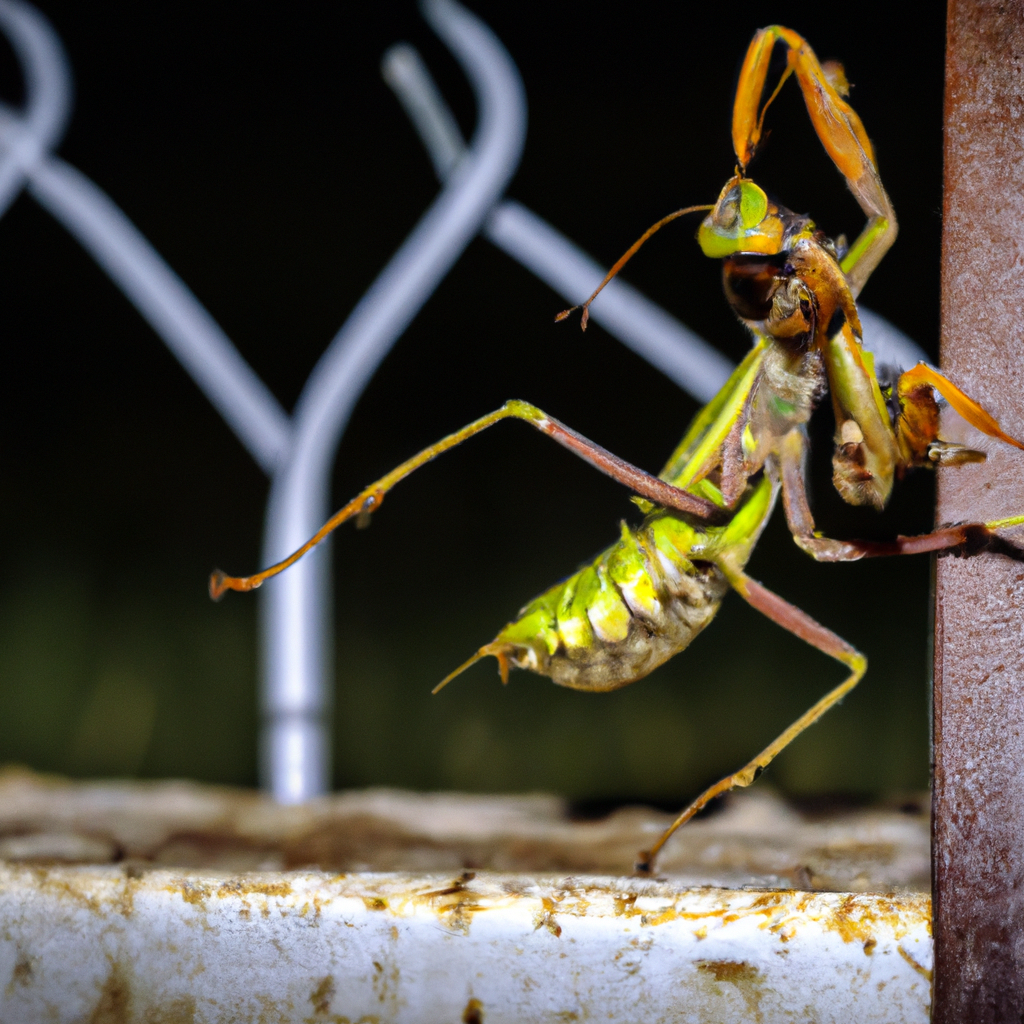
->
(0, 863), (930, 1023)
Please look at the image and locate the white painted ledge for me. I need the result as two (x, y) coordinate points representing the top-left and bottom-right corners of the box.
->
(0, 770), (932, 1021)
(0, 865), (930, 1023)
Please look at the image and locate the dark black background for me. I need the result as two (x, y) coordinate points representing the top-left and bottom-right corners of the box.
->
(0, 2), (944, 801)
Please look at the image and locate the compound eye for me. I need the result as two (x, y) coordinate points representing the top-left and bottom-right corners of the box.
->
(698, 176), (782, 258)
(737, 180), (768, 229)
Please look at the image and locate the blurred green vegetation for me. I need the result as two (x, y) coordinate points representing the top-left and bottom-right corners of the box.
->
(0, 569), (257, 782)
(0, 1), (942, 802)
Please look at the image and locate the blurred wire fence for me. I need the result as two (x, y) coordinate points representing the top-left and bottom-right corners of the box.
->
(0, 0), (927, 802)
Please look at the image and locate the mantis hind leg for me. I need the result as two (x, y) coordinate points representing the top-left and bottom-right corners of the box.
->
(636, 570), (866, 875)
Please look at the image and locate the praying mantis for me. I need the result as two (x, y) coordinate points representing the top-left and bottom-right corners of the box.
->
(211, 25), (1024, 873)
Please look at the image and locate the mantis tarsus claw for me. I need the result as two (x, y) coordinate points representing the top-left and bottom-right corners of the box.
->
(633, 857), (654, 877)
(208, 570), (227, 602)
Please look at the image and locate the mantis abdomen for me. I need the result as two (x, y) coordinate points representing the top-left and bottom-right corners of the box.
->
(466, 510), (731, 694)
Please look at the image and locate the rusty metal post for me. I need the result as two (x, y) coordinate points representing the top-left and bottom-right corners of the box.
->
(933, 1), (1024, 1018)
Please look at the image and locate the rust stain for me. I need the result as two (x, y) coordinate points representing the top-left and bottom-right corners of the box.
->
(370, 957), (400, 1007)
(406, 872), (488, 935)
(820, 893), (928, 947)
(38, 869), (928, 954)
(218, 879), (293, 899)
(632, 888), (927, 949)
(308, 974), (336, 1017)
(89, 964), (129, 1024)
(638, 889), (802, 932)
(165, 876), (295, 911)
(6, 951), (33, 995)
(613, 934), (653, 975)
(462, 996), (484, 1024)
(696, 959), (765, 1023)
(615, 888), (930, 954)
(697, 959), (760, 984)
(636, 906), (681, 927)
(115, 877), (137, 919)
(613, 891), (637, 916)
(549, 881), (592, 918)
(209, 878), (295, 920)
(353, 875), (929, 941)
(300, 893), (327, 923)
(174, 881), (213, 907)
(28, 866), (107, 914)
(898, 944), (933, 982)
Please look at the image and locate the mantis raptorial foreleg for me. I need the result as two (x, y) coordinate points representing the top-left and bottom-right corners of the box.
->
(210, 400), (725, 599)
(636, 569), (866, 874)
(733, 25), (896, 296)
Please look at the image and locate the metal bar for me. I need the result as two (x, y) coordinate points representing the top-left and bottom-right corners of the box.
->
(0, 768), (934, 1019)
(0, 0), (291, 474)
(27, 157), (292, 474)
(0, 0), (71, 218)
(933, 0), (1024, 1017)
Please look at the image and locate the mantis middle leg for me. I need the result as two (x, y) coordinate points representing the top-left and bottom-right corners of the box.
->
(778, 428), (1024, 562)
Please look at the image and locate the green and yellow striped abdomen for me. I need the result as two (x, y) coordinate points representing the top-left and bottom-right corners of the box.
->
(487, 510), (729, 691)
(475, 468), (773, 694)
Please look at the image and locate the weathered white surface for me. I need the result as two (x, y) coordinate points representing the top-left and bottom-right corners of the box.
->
(0, 864), (930, 1023)
(0, 772), (932, 1019)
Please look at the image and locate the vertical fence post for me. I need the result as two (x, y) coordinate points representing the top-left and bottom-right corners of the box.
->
(933, 1), (1024, 1017)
